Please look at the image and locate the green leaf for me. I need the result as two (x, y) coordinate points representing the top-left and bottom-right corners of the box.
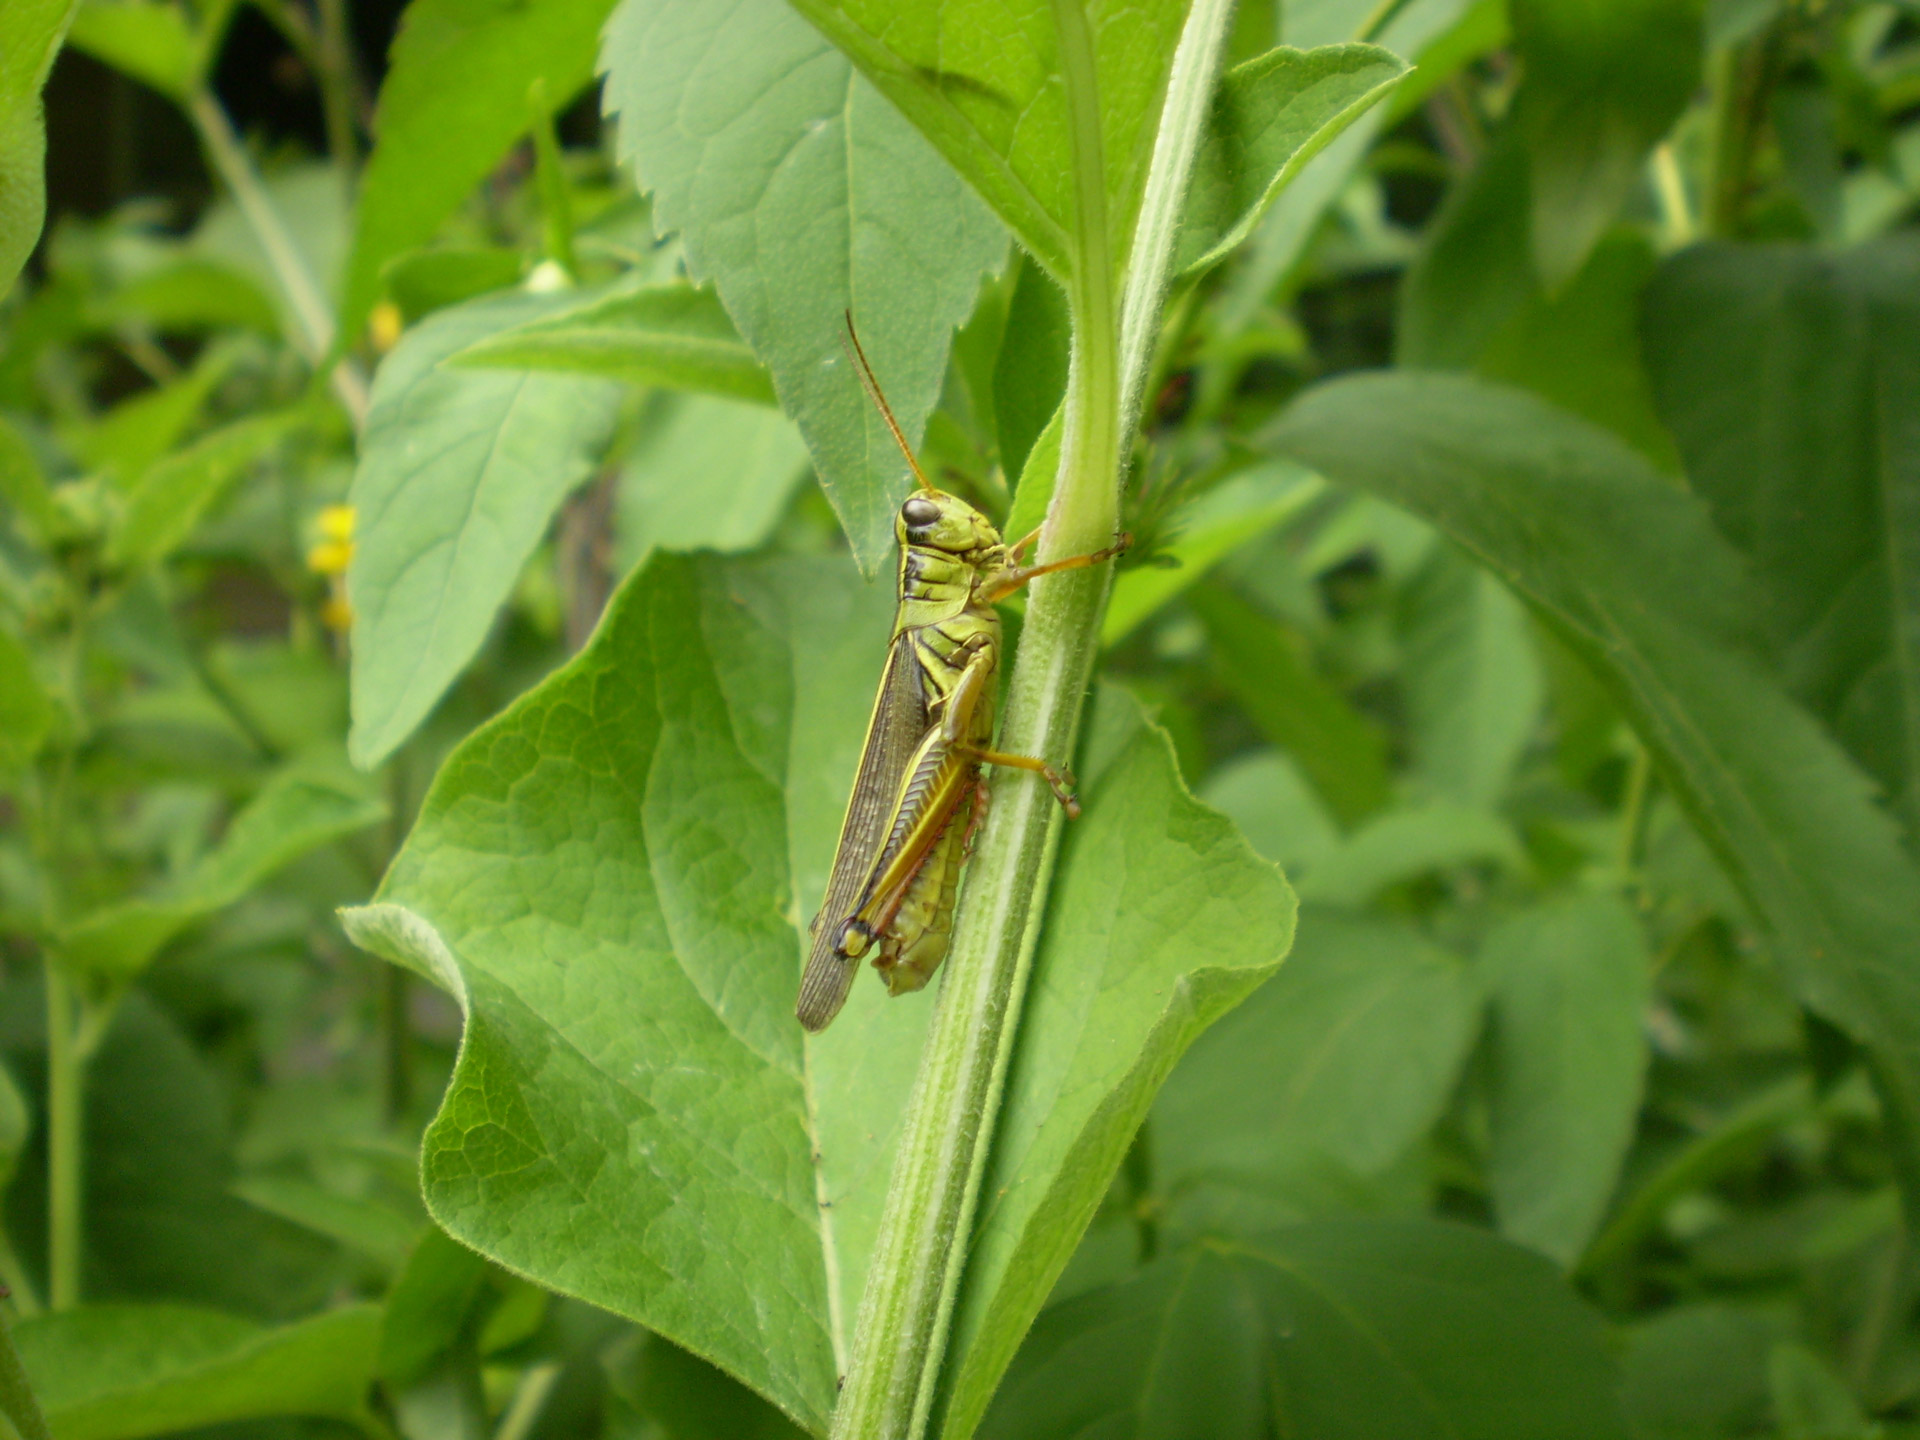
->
(614, 391), (809, 571)
(1483, 894), (1650, 1265)
(601, 0), (1006, 572)
(343, 553), (1292, 1433)
(106, 408), (308, 570)
(1508, 0), (1703, 288)
(13, 1303), (379, 1440)
(788, 0), (1190, 283)
(70, 340), (237, 486)
(379, 1226), (489, 1388)
(1102, 462), (1323, 645)
(1400, 145), (1682, 469)
(1294, 800), (1524, 907)
(1002, 403), (1065, 553)
(607, 1331), (810, 1440)
(345, 288), (622, 768)
(230, 1176), (423, 1270)
(992, 256), (1070, 488)
(1642, 238), (1920, 827)
(1175, 43), (1405, 276)
(1769, 1342), (1875, 1440)
(1197, 748), (1339, 875)
(449, 281), (777, 405)
(90, 257), (281, 336)
(1267, 370), (1920, 1213)
(1620, 1304), (1782, 1440)
(0, 415), (57, 543)
(59, 771), (384, 981)
(61, 0), (198, 101)
(1398, 546), (1544, 808)
(0, 0), (77, 300)
(939, 713), (1294, 1439)
(336, 0), (618, 348)
(979, 1222), (1633, 1440)
(0, 623), (52, 772)
(381, 247), (527, 325)
(1190, 580), (1390, 825)
(1152, 913), (1479, 1231)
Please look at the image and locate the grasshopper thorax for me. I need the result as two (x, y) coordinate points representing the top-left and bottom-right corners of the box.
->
(896, 489), (1003, 558)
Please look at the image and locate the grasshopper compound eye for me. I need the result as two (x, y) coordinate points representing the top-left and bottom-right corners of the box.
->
(901, 496), (940, 529)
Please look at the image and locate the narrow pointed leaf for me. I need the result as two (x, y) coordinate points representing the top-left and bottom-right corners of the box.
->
(1267, 371), (1920, 1208)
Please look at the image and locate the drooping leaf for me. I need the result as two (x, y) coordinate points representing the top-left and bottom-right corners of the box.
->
(58, 771), (384, 981)
(1267, 370), (1920, 1209)
(1643, 238), (1920, 827)
(13, 1303), (379, 1440)
(1175, 42), (1406, 275)
(1508, 0), (1703, 288)
(979, 1221), (1633, 1440)
(345, 288), (622, 767)
(601, 0), (1006, 571)
(1151, 913), (1479, 1234)
(0, 0), (78, 299)
(336, 0), (619, 348)
(787, 0), (1191, 283)
(343, 553), (1291, 1433)
(1483, 894), (1650, 1265)
(448, 281), (776, 406)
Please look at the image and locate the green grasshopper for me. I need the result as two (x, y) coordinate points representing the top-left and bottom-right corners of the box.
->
(796, 321), (1126, 1032)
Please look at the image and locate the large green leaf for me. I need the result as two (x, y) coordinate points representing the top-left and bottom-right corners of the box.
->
(1483, 894), (1649, 1265)
(1643, 238), (1920, 827)
(0, 0), (77, 299)
(1267, 371), (1920, 1208)
(343, 552), (1291, 1433)
(346, 288), (622, 767)
(106, 408), (310, 570)
(14, 1303), (379, 1440)
(58, 771), (384, 982)
(336, 0), (618, 348)
(787, 0), (1191, 283)
(600, 0), (1006, 572)
(1149, 913), (1479, 1233)
(978, 1221), (1633, 1439)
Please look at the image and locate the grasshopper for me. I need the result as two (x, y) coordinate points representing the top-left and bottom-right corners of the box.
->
(796, 320), (1126, 1032)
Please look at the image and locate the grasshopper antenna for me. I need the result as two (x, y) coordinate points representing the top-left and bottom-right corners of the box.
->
(842, 311), (934, 494)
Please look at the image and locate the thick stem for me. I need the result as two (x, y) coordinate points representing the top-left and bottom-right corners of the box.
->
(827, 3), (1233, 1436)
(44, 965), (81, 1312)
(185, 90), (371, 427)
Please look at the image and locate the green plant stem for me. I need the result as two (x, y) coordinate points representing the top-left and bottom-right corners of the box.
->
(44, 963), (81, 1312)
(184, 89), (370, 427)
(0, 1306), (54, 1440)
(827, 3), (1232, 1436)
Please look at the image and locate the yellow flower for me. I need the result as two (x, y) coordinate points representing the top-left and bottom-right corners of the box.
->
(318, 504), (355, 542)
(369, 302), (404, 354)
(307, 538), (352, 576)
(320, 592), (353, 633)
(310, 506), (355, 635)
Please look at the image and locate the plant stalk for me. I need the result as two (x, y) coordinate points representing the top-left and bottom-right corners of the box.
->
(185, 90), (371, 427)
(44, 964), (81, 1312)
(826, 2), (1233, 1435)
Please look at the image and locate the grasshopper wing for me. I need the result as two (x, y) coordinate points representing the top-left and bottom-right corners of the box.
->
(797, 638), (927, 1031)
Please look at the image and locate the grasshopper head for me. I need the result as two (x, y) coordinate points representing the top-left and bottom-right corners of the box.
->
(898, 490), (1001, 555)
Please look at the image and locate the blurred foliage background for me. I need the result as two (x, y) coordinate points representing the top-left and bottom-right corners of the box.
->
(2, 0), (1920, 1436)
